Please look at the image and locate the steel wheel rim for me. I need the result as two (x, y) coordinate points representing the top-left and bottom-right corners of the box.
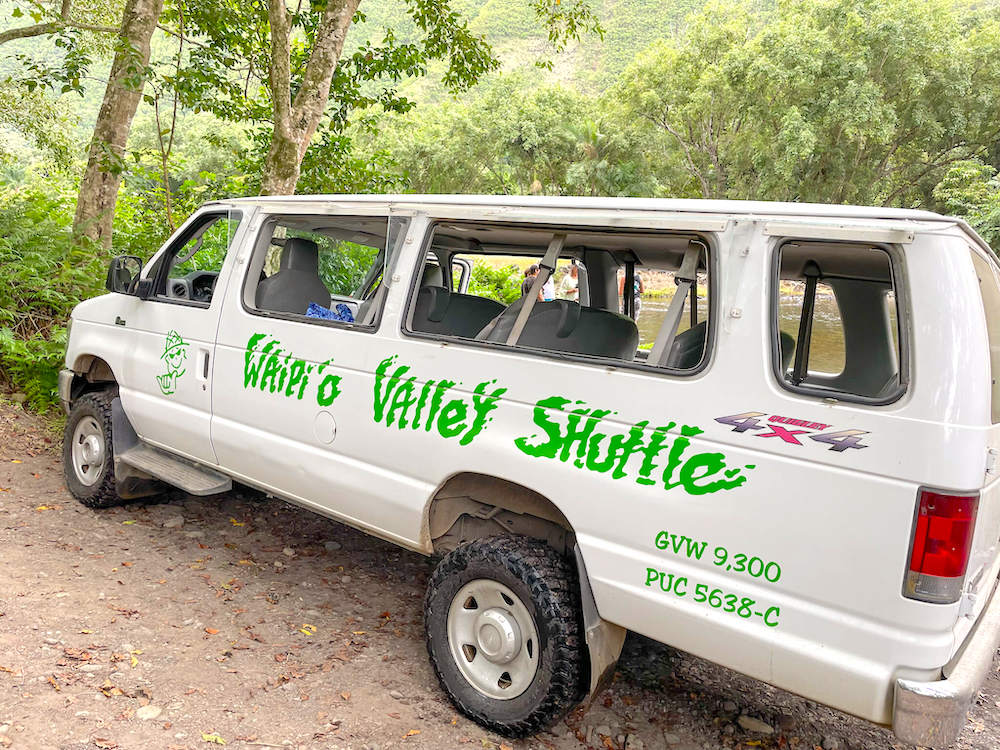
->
(71, 416), (105, 487)
(447, 578), (539, 700)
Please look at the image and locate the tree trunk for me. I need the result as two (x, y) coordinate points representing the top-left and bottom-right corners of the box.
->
(259, 0), (361, 196)
(73, 0), (164, 249)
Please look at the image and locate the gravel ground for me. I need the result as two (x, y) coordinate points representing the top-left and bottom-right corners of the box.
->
(1, 397), (998, 750)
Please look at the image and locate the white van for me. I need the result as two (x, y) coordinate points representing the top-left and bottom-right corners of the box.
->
(60, 196), (1000, 746)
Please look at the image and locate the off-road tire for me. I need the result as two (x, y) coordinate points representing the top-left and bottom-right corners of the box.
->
(63, 390), (124, 508)
(424, 535), (585, 737)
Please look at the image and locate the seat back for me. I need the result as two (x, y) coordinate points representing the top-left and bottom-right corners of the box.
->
(479, 298), (639, 362)
(665, 321), (707, 369)
(412, 286), (506, 339)
(255, 238), (332, 314)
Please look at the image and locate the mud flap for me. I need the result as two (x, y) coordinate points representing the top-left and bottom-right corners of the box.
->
(574, 544), (627, 700)
(110, 397), (163, 500)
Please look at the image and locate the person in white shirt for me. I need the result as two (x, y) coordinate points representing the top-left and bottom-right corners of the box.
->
(557, 264), (579, 301)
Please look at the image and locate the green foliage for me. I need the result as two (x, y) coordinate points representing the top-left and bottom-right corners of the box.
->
(317, 241), (381, 297)
(614, 0), (1000, 205)
(367, 75), (654, 196)
(934, 160), (1000, 248)
(0, 185), (107, 410)
(467, 261), (522, 304)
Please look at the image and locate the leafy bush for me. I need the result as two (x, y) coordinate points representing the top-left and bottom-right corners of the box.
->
(467, 261), (522, 304)
(0, 184), (106, 410)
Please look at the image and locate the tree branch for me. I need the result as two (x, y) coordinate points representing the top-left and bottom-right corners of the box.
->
(0, 0), (118, 46)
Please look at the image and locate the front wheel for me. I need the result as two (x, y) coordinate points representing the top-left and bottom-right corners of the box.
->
(63, 390), (124, 508)
(424, 535), (585, 737)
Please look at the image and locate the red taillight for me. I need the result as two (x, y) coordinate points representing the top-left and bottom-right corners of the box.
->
(904, 490), (979, 604)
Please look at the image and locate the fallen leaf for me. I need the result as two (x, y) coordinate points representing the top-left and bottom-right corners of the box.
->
(11, 459), (22, 464)
(340, 691), (350, 701)
(99, 679), (124, 697)
(35, 505), (52, 511)
(121, 520), (136, 525)
(79, 629), (93, 634)
(47, 675), (61, 691)
(404, 729), (421, 738)
(299, 624), (317, 636)
(201, 733), (227, 745)
(351, 630), (366, 635)
(204, 628), (219, 635)
(93, 739), (118, 749)
(229, 518), (245, 526)
(0, 665), (21, 676)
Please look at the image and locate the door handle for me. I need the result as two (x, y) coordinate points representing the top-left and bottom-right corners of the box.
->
(197, 349), (210, 381)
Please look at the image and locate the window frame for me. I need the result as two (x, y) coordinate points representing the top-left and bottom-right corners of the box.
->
(239, 212), (402, 334)
(768, 237), (910, 406)
(400, 219), (718, 379)
(148, 209), (243, 309)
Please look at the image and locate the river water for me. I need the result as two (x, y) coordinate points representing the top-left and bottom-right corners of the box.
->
(634, 294), (846, 374)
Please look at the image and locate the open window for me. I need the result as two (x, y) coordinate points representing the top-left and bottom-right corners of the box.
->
(773, 241), (905, 403)
(243, 214), (408, 328)
(404, 222), (713, 373)
(154, 211), (242, 305)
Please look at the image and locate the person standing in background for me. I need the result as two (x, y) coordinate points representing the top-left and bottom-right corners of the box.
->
(521, 264), (539, 297)
(618, 269), (644, 319)
(540, 268), (556, 301)
(557, 263), (579, 301)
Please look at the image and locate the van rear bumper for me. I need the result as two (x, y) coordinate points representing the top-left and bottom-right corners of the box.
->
(893, 580), (1000, 748)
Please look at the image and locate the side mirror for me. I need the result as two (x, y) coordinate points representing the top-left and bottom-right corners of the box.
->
(106, 256), (143, 295)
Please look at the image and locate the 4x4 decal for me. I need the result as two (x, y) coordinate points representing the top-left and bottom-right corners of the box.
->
(715, 411), (869, 452)
(156, 330), (189, 395)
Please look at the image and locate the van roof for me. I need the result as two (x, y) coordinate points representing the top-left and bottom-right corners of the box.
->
(211, 194), (992, 253)
(217, 193), (945, 221)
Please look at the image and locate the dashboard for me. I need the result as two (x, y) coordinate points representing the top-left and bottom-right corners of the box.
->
(167, 271), (219, 303)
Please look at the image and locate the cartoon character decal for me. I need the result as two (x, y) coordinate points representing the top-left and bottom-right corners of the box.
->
(156, 330), (189, 395)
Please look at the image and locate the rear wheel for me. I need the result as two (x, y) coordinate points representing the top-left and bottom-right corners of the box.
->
(424, 535), (585, 737)
(63, 390), (124, 508)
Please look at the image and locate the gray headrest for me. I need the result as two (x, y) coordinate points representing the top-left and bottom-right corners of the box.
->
(421, 263), (444, 288)
(422, 286), (451, 322)
(281, 238), (320, 273)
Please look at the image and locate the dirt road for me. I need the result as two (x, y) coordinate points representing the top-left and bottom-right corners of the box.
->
(1, 399), (998, 750)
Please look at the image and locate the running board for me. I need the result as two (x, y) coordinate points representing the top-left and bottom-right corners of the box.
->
(117, 444), (232, 496)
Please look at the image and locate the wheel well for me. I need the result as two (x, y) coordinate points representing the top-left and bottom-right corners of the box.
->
(70, 355), (117, 402)
(426, 473), (574, 556)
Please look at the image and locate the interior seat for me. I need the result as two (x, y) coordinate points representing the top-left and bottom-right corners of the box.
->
(477, 298), (639, 361)
(664, 321), (707, 369)
(255, 238), (332, 315)
(412, 286), (506, 339)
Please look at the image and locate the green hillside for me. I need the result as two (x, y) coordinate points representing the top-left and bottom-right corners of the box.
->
(345, 0), (706, 93)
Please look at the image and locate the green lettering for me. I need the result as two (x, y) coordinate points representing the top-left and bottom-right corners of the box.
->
(412, 379), (435, 431)
(437, 400), (468, 438)
(661, 425), (704, 489)
(636, 424), (675, 485)
(679, 453), (748, 495)
(424, 380), (456, 431)
(461, 380), (507, 446)
(514, 396), (571, 458)
(373, 356), (408, 424)
(387, 377), (418, 428)
(316, 373), (342, 407)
